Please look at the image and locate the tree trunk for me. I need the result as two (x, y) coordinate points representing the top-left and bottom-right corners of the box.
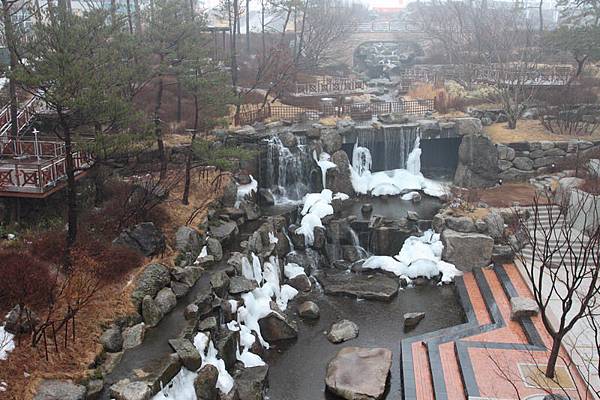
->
(246, 0), (250, 52)
(538, 0), (544, 32)
(545, 336), (562, 378)
(110, 0), (117, 27)
(296, 0), (309, 65)
(133, 0), (142, 34)
(261, 0), (265, 58)
(155, 60), (167, 179)
(125, 0), (134, 33)
(2, 0), (19, 140)
(182, 95), (199, 205)
(232, 0), (240, 121)
(176, 78), (182, 123)
(62, 120), (77, 268)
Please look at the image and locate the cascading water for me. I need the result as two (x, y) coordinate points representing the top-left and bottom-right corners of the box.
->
(349, 227), (369, 260)
(406, 136), (422, 175)
(355, 125), (419, 171)
(264, 135), (313, 203)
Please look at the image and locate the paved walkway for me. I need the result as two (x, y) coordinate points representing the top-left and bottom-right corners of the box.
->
(403, 263), (595, 400)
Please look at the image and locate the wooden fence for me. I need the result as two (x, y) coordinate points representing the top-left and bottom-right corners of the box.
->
(294, 79), (366, 95)
(235, 99), (435, 126)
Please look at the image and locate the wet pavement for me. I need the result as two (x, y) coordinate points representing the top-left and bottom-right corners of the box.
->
(264, 282), (465, 400)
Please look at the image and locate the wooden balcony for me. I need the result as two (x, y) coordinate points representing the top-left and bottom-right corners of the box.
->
(0, 140), (92, 198)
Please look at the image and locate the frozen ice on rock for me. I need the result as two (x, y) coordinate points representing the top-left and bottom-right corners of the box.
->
(362, 230), (462, 283)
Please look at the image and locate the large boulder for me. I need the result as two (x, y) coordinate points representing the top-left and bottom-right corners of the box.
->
(483, 210), (505, 240)
(454, 134), (499, 188)
(100, 326), (123, 353)
(258, 312), (298, 342)
(328, 150), (355, 195)
(229, 276), (258, 295)
(322, 130), (343, 154)
(109, 380), (152, 400)
(279, 131), (298, 148)
(206, 237), (223, 261)
(222, 180), (238, 208)
(298, 301), (320, 319)
(210, 220), (239, 242)
(327, 319), (359, 343)
(113, 222), (166, 257)
(155, 287), (177, 315)
(168, 338), (202, 371)
(235, 365), (269, 400)
(171, 266), (203, 287)
(216, 328), (239, 370)
(325, 347), (392, 400)
(441, 230), (494, 271)
(315, 271), (399, 302)
(122, 323), (145, 349)
(34, 380), (86, 400)
(141, 295), (163, 327)
(131, 264), (171, 309)
(453, 117), (483, 135)
(175, 226), (202, 254)
(194, 365), (219, 400)
(510, 297), (539, 320)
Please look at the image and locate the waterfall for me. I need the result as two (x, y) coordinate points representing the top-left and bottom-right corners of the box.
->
(352, 143), (372, 176)
(349, 227), (369, 260)
(355, 125), (419, 171)
(265, 136), (313, 203)
(406, 136), (422, 175)
(313, 151), (336, 190)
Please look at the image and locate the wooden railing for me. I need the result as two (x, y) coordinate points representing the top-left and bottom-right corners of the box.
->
(294, 79), (366, 95)
(235, 99), (435, 126)
(0, 97), (39, 141)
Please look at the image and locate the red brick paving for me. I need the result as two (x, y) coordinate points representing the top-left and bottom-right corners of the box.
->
(410, 264), (593, 400)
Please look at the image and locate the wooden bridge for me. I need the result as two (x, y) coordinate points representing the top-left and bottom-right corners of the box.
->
(0, 99), (92, 198)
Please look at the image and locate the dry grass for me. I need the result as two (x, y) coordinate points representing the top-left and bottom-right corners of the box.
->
(0, 169), (224, 399)
(407, 82), (437, 100)
(485, 119), (599, 143)
(0, 280), (136, 400)
(478, 183), (548, 207)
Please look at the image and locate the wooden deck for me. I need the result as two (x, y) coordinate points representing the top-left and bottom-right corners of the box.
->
(0, 140), (91, 198)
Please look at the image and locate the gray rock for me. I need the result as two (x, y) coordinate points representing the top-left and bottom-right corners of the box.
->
(194, 364), (219, 400)
(297, 301), (320, 319)
(210, 271), (231, 297)
(445, 216), (476, 233)
(313, 226), (327, 250)
(100, 352), (123, 375)
(141, 295), (163, 327)
(175, 226), (202, 254)
(498, 160), (513, 171)
(86, 379), (103, 400)
(113, 222), (166, 257)
(328, 150), (355, 195)
(230, 276), (258, 295)
(171, 266), (204, 287)
(403, 312), (425, 329)
(100, 326), (123, 353)
(441, 230), (494, 271)
(216, 328), (239, 370)
(235, 366), (269, 400)
(131, 264), (171, 309)
(34, 380), (86, 400)
(325, 347), (392, 400)
(513, 157), (534, 171)
(454, 117), (483, 135)
(475, 219), (488, 233)
(168, 338), (202, 371)
(155, 287), (177, 315)
(152, 354), (182, 394)
(499, 168), (536, 182)
(327, 319), (359, 343)
(171, 281), (191, 298)
(206, 237), (223, 261)
(258, 312), (298, 342)
(533, 156), (562, 168)
(492, 244), (515, 263)
(240, 201), (260, 221)
(109, 380), (152, 400)
(454, 134), (499, 188)
(483, 210), (505, 240)
(322, 130), (343, 153)
(258, 189), (275, 206)
(279, 131), (298, 148)
(497, 144), (515, 161)
(221, 180), (238, 208)
(122, 323), (145, 349)
(198, 316), (218, 332)
(184, 304), (199, 320)
(227, 252), (247, 273)
(316, 271), (399, 302)
(195, 292), (215, 317)
(210, 220), (239, 242)
(288, 274), (311, 292)
(510, 297), (539, 320)
(4, 304), (37, 334)
(407, 211), (419, 221)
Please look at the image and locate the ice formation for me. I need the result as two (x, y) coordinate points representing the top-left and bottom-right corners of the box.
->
(0, 326), (15, 361)
(313, 151), (337, 189)
(350, 139), (447, 198)
(361, 230), (462, 283)
(235, 175), (258, 207)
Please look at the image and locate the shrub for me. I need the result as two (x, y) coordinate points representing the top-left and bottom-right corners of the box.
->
(0, 251), (52, 310)
(94, 244), (143, 282)
(29, 230), (66, 266)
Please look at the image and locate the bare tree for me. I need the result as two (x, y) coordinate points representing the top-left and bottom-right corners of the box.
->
(513, 190), (600, 379)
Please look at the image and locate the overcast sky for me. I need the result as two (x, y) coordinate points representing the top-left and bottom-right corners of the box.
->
(200, 0), (406, 11)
